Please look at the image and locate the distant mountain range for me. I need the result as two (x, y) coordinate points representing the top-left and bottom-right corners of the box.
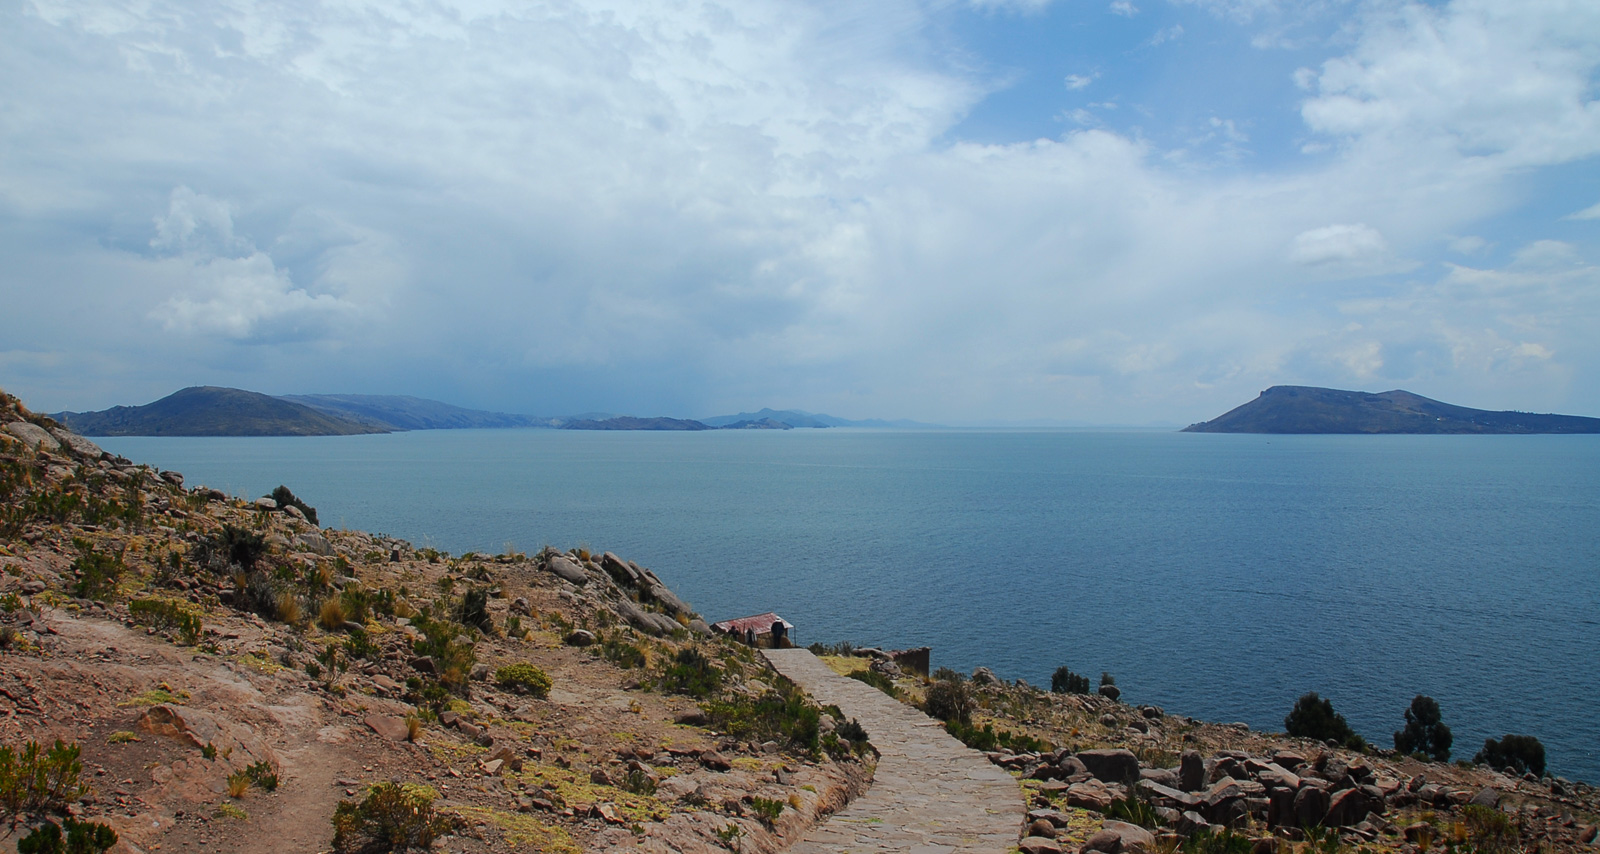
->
(50, 388), (930, 436)
(1184, 386), (1600, 434)
(280, 394), (555, 431)
(699, 407), (935, 429)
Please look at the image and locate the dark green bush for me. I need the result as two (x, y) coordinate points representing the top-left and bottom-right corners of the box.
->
(1182, 829), (1255, 854)
(943, 720), (1050, 753)
(705, 682), (821, 755)
(245, 760), (278, 792)
(1475, 734), (1546, 777)
(1284, 692), (1362, 749)
(1393, 695), (1452, 762)
(657, 647), (721, 698)
(0, 740), (88, 815)
(70, 541), (123, 602)
(200, 525), (266, 573)
(1051, 666), (1089, 694)
(599, 635), (645, 669)
(128, 597), (203, 645)
(1106, 791), (1163, 828)
(17, 818), (117, 854)
(331, 782), (458, 853)
(1100, 672), (1116, 687)
(494, 663), (552, 697)
(410, 615), (476, 695)
(847, 669), (898, 698)
(454, 588), (491, 633)
(270, 485), (318, 525)
(750, 796), (784, 829)
(923, 678), (974, 725)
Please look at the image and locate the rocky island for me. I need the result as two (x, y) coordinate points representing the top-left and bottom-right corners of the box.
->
(3, 385), (1596, 854)
(1184, 386), (1600, 434)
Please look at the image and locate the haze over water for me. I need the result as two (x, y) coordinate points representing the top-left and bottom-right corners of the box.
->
(101, 429), (1600, 782)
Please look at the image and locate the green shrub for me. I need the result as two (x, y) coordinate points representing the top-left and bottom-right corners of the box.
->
(17, 818), (118, 854)
(410, 615), (476, 695)
(620, 767), (656, 796)
(454, 588), (491, 633)
(269, 485), (318, 525)
(836, 717), (869, 746)
(656, 647), (721, 698)
(245, 761), (278, 792)
(128, 597), (203, 645)
(705, 682), (821, 755)
(199, 525), (267, 573)
(331, 782), (458, 853)
(1284, 692), (1362, 749)
(944, 720), (1050, 754)
(1182, 829), (1256, 854)
(494, 663), (552, 697)
(1475, 734), (1546, 777)
(923, 679), (974, 725)
(1051, 667), (1090, 694)
(599, 636), (645, 669)
(69, 541), (123, 602)
(847, 669), (899, 698)
(0, 740), (88, 815)
(1460, 804), (1519, 854)
(749, 796), (784, 829)
(344, 627), (380, 662)
(1106, 791), (1163, 828)
(1393, 695), (1452, 762)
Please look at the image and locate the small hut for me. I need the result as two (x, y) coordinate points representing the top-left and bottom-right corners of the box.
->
(711, 612), (795, 648)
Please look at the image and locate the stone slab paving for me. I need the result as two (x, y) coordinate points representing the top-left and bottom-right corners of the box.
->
(763, 649), (1025, 854)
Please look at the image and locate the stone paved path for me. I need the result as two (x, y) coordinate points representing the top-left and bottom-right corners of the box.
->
(763, 649), (1024, 854)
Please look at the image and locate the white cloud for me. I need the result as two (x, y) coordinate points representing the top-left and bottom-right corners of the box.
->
(1448, 235), (1489, 255)
(1567, 200), (1600, 221)
(1109, 1), (1139, 16)
(1064, 73), (1097, 90)
(1289, 224), (1387, 266)
(1148, 24), (1184, 45)
(1300, 0), (1600, 169)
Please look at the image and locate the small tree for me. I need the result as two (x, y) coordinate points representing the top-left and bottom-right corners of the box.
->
(1393, 695), (1452, 762)
(1284, 692), (1362, 749)
(1051, 667), (1089, 694)
(924, 678), (974, 725)
(1475, 734), (1545, 777)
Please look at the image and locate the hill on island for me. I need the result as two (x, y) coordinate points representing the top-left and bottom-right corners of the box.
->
(53, 387), (389, 436)
(560, 416), (714, 431)
(1184, 385), (1600, 434)
(701, 407), (938, 429)
(280, 393), (553, 430)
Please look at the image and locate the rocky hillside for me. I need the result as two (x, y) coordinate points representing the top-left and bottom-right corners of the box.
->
(1183, 386), (1600, 434)
(0, 387), (873, 854)
(816, 654), (1598, 854)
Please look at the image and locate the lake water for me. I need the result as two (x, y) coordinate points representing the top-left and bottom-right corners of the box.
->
(97, 429), (1600, 782)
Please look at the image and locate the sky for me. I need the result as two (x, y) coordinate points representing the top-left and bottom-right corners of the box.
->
(2, 0), (1598, 425)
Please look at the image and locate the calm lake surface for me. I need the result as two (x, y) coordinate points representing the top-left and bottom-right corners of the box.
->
(98, 429), (1600, 782)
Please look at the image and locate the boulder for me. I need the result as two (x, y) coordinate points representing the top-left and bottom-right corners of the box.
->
(253, 497), (278, 511)
(1084, 830), (1124, 853)
(1256, 763), (1302, 791)
(1293, 786), (1331, 827)
(565, 630), (597, 647)
(1067, 781), (1116, 812)
(1469, 787), (1501, 808)
(365, 715), (412, 742)
(1324, 787), (1378, 827)
(48, 429), (102, 459)
(1099, 684), (1122, 702)
(546, 556), (588, 584)
(971, 667), (999, 685)
(1141, 768), (1180, 789)
(1019, 837), (1064, 854)
(1176, 811), (1211, 836)
(1180, 750), (1206, 791)
(1138, 780), (1202, 811)
(160, 470), (185, 487)
(510, 597), (531, 615)
(1103, 820), (1156, 852)
(1078, 749), (1141, 785)
(601, 552), (641, 586)
(1028, 819), (1059, 839)
(293, 533), (334, 555)
(4, 422), (59, 451)
(687, 618), (713, 636)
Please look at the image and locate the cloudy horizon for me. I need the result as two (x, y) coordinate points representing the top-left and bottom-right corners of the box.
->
(3, 0), (1598, 425)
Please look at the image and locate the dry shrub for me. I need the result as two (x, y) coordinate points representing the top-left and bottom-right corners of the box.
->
(318, 596), (347, 630)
